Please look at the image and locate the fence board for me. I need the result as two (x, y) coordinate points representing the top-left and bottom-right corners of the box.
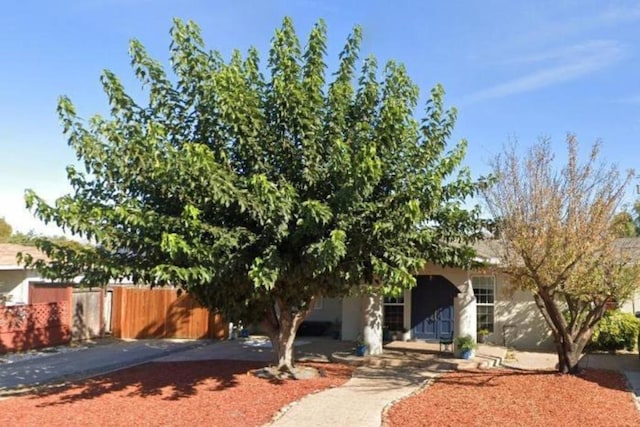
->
(71, 289), (104, 341)
(110, 288), (227, 340)
(29, 283), (72, 304)
(0, 302), (71, 353)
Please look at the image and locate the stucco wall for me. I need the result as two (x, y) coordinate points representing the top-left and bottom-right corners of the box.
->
(0, 269), (34, 305)
(488, 273), (640, 350)
(341, 296), (362, 341)
(418, 265), (471, 287)
(493, 283), (553, 350)
(305, 297), (342, 323)
(619, 291), (640, 317)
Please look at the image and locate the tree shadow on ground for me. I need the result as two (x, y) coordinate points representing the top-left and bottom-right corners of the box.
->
(436, 368), (631, 393)
(30, 359), (269, 406)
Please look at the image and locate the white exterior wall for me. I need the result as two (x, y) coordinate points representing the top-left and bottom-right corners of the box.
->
(341, 296), (362, 341)
(488, 272), (640, 350)
(0, 269), (41, 305)
(493, 276), (553, 350)
(619, 291), (640, 317)
(305, 297), (342, 323)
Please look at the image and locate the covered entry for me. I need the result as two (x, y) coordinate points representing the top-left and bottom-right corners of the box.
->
(411, 275), (459, 340)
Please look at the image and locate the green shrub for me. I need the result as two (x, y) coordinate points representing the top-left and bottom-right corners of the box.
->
(589, 310), (640, 352)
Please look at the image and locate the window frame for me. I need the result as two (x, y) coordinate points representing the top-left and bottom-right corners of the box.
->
(383, 295), (405, 331)
(471, 275), (496, 333)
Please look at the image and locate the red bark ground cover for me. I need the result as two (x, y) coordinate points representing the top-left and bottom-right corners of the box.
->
(385, 368), (640, 427)
(0, 360), (353, 427)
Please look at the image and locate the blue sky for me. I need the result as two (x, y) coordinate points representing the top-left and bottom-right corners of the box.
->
(1, 0), (639, 235)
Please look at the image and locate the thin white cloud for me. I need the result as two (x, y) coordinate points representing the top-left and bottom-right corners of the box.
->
(510, 5), (640, 51)
(463, 40), (624, 104)
(501, 40), (620, 65)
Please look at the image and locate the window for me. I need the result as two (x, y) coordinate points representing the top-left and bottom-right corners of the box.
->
(383, 295), (405, 331)
(472, 276), (495, 332)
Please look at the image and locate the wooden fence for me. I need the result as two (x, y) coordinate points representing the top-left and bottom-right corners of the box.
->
(29, 283), (72, 304)
(0, 302), (71, 353)
(111, 287), (227, 340)
(72, 289), (104, 341)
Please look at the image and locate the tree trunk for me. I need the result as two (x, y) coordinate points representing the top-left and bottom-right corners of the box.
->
(362, 293), (383, 355)
(260, 298), (309, 372)
(271, 316), (297, 371)
(553, 332), (584, 374)
(535, 291), (596, 374)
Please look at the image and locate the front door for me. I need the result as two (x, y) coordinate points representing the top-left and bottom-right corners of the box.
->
(411, 275), (459, 340)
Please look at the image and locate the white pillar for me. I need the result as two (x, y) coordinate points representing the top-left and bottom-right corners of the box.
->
(454, 279), (477, 345)
(362, 293), (383, 355)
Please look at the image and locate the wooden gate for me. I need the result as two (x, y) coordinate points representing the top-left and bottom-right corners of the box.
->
(71, 289), (104, 341)
(111, 287), (226, 340)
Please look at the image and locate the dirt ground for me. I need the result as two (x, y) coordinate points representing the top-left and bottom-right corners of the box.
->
(385, 368), (640, 427)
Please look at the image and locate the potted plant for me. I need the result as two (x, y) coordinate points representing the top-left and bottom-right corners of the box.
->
(355, 335), (368, 357)
(401, 327), (411, 342)
(455, 335), (478, 359)
(383, 326), (391, 342)
(477, 329), (490, 344)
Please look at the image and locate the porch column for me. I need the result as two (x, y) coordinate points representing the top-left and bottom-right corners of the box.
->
(454, 279), (476, 343)
(362, 293), (383, 355)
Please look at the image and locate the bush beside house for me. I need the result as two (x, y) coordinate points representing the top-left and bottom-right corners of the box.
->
(588, 310), (640, 352)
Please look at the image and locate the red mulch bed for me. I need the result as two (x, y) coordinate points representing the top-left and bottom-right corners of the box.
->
(0, 360), (353, 427)
(385, 368), (640, 427)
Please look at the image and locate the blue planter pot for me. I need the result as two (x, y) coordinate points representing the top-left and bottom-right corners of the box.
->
(461, 350), (473, 360)
(356, 344), (367, 357)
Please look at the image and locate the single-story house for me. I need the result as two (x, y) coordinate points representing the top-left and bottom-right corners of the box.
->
(0, 243), (49, 305)
(306, 239), (640, 350)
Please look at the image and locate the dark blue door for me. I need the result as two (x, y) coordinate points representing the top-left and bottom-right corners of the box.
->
(411, 275), (459, 340)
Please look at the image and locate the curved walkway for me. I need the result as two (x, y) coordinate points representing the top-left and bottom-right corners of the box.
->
(268, 342), (506, 427)
(268, 365), (436, 427)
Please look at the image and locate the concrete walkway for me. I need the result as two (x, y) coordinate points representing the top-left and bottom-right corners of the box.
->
(269, 365), (437, 427)
(267, 341), (507, 427)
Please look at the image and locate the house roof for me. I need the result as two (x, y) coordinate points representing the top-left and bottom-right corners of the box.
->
(473, 237), (640, 265)
(0, 243), (49, 268)
(612, 238), (640, 260)
(472, 240), (502, 262)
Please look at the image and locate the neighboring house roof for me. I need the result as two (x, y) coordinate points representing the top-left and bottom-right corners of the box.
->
(613, 238), (640, 260)
(473, 237), (640, 266)
(0, 243), (49, 269)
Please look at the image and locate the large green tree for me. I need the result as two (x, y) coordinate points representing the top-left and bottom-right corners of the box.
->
(24, 18), (487, 371)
